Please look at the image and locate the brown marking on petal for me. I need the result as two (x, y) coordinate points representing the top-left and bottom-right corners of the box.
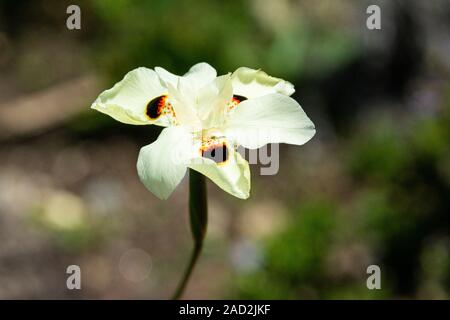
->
(201, 142), (229, 164)
(232, 95), (247, 103)
(146, 95), (168, 119)
(228, 94), (247, 111)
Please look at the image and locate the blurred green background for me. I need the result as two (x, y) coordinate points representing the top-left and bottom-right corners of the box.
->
(0, 0), (448, 299)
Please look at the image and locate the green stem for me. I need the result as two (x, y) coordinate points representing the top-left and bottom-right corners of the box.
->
(171, 169), (208, 300)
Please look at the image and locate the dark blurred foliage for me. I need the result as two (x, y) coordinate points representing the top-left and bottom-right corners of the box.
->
(234, 100), (450, 299)
(0, 0), (448, 299)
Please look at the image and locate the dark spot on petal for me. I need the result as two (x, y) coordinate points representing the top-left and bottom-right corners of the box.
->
(232, 95), (247, 104)
(146, 95), (167, 119)
(201, 143), (229, 164)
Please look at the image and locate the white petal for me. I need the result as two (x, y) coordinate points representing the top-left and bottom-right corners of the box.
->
(231, 67), (295, 99)
(188, 148), (251, 199)
(153, 66), (179, 88)
(137, 126), (194, 199)
(196, 74), (233, 128)
(91, 67), (171, 126)
(167, 79), (202, 128)
(184, 62), (217, 89)
(155, 62), (217, 91)
(224, 93), (315, 149)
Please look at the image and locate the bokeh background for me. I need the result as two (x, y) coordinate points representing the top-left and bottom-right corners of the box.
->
(0, 0), (449, 299)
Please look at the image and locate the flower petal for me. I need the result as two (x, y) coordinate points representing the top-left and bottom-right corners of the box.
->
(137, 126), (194, 199)
(91, 67), (175, 126)
(188, 146), (251, 199)
(224, 93), (315, 149)
(184, 62), (217, 89)
(155, 62), (217, 91)
(167, 79), (202, 128)
(196, 74), (233, 128)
(231, 67), (295, 99)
